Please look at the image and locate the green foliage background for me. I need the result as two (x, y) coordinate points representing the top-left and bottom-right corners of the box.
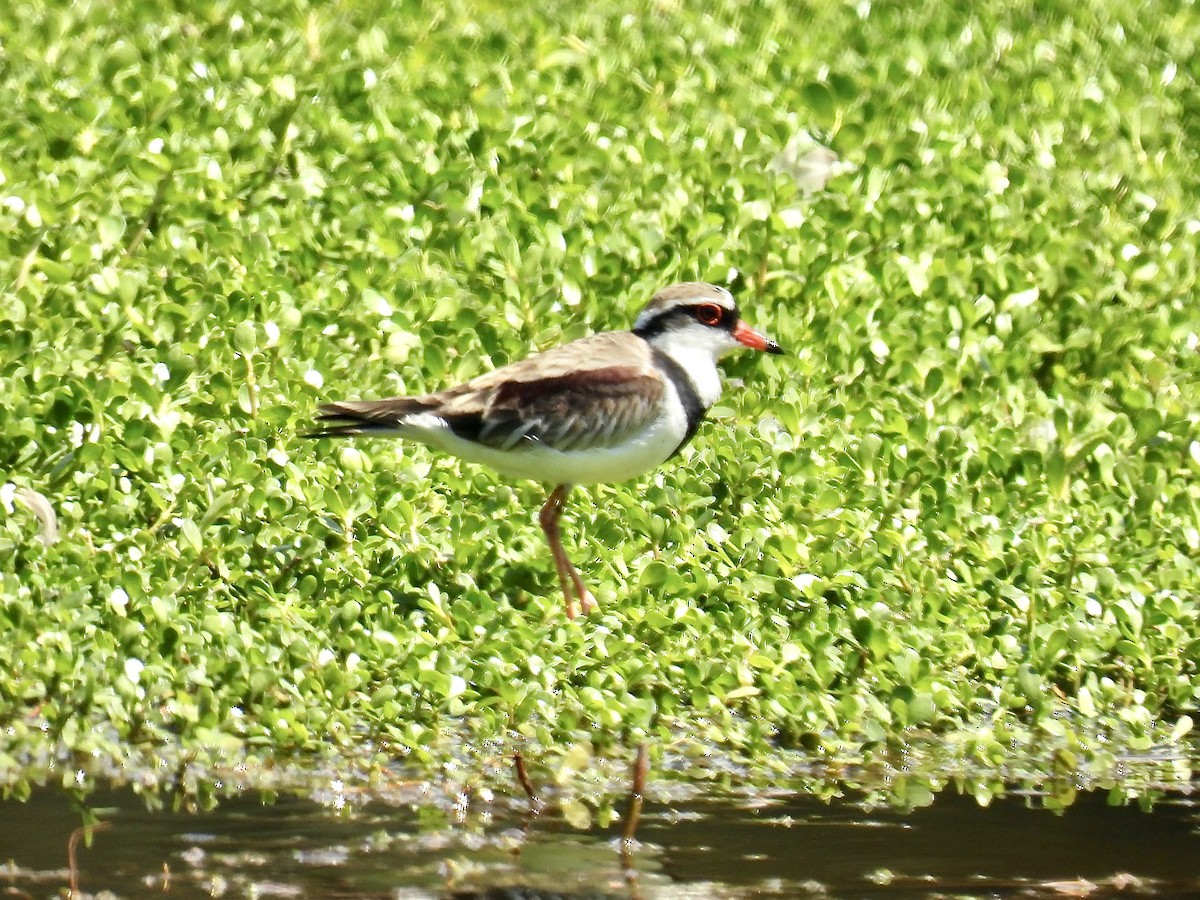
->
(1, 0), (1197, 789)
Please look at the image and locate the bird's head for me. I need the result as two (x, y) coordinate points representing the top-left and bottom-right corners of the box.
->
(632, 282), (784, 361)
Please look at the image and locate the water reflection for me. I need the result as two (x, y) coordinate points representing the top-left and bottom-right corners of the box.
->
(2, 774), (1198, 898)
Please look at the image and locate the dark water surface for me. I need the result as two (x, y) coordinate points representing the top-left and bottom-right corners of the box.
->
(2, 783), (1199, 898)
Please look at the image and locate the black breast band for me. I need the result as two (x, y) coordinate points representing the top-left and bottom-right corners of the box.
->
(650, 347), (707, 458)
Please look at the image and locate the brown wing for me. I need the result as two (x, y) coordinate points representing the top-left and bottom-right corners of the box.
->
(309, 331), (667, 451)
(431, 331), (666, 452)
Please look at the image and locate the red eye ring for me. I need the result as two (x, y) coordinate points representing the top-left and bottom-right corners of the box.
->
(696, 303), (723, 326)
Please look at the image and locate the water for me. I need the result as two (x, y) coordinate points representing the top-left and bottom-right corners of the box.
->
(2, 783), (1198, 898)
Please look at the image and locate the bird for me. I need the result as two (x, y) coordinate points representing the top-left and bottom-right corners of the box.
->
(307, 282), (783, 619)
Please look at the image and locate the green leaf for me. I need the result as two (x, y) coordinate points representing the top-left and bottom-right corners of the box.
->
(179, 518), (202, 553)
(801, 81), (836, 125)
(233, 322), (257, 355)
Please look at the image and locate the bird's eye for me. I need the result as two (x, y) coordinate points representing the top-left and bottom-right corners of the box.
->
(696, 303), (724, 326)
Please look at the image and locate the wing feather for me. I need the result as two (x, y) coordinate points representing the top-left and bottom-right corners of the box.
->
(309, 331), (666, 453)
(466, 366), (662, 452)
(433, 332), (665, 452)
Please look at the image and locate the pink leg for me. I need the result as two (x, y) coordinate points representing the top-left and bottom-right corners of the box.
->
(568, 561), (597, 616)
(538, 484), (596, 619)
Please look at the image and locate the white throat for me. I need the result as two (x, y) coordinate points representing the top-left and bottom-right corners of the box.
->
(647, 328), (738, 408)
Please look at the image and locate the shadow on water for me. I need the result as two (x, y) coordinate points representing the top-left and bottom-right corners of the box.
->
(2, 775), (1199, 898)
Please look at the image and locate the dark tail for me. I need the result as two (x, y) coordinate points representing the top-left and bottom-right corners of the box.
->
(303, 399), (432, 439)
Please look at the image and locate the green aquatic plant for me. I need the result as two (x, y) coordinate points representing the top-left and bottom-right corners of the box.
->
(1, 0), (1197, 801)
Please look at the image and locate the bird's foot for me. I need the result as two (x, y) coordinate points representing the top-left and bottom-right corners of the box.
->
(561, 586), (597, 619)
(578, 587), (598, 616)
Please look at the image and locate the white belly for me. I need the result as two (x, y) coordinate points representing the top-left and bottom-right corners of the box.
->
(403, 383), (691, 485)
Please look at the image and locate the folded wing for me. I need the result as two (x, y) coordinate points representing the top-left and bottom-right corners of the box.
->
(310, 331), (666, 453)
